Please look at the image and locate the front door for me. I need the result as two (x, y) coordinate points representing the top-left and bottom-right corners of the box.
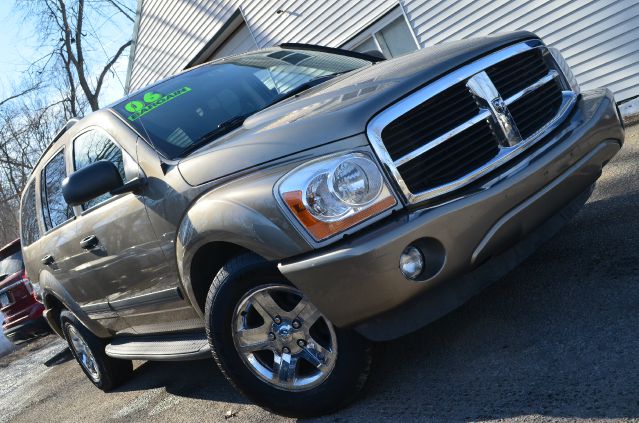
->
(69, 128), (182, 334)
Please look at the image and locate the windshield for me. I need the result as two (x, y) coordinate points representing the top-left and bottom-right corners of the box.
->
(113, 49), (371, 159)
(0, 251), (23, 278)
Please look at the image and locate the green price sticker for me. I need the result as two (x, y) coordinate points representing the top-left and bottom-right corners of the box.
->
(125, 87), (192, 122)
(125, 100), (144, 113)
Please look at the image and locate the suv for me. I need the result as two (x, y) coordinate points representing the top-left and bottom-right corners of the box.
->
(0, 239), (49, 344)
(21, 32), (623, 417)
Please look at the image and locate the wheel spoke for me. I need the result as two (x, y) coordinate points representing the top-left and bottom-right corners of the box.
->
(232, 284), (338, 391)
(289, 296), (306, 316)
(299, 346), (323, 368)
(235, 325), (272, 352)
(301, 336), (333, 368)
(295, 301), (322, 326)
(273, 352), (298, 387)
(250, 290), (282, 320)
(67, 325), (100, 382)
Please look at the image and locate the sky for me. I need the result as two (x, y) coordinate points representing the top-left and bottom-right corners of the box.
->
(0, 0), (135, 107)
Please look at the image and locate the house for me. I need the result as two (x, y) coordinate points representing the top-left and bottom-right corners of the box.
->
(125, 0), (639, 102)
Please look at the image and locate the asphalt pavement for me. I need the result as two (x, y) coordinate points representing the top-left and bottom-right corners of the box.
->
(1, 124), (638, 423)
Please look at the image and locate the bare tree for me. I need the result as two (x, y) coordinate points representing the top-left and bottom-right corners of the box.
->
(18, 0), (133, 113)
(0, 1), (134, 244)
(0, 91), (67, 245)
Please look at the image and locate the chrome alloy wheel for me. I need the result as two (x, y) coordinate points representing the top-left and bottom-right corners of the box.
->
(66, 324), (100, 382)
(232, 285), (337, 391)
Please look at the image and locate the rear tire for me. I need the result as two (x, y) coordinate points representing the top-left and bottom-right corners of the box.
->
(205, 253), (372, 417)
(59, 310), (133, 391)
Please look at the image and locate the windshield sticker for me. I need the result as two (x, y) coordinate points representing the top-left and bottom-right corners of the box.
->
(125, 86), (192, 121)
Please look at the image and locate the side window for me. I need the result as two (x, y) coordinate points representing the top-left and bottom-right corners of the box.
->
(20, 180), (40, 246)
(73, 130), (126, 210)
(41, 150), (73, 231)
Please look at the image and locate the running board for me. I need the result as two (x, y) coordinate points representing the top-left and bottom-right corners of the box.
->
(105, 332), (211, 361)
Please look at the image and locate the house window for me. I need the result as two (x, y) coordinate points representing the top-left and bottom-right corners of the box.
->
(348, 9), (419, 59)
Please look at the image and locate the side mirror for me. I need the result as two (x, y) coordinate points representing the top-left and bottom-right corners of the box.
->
(62, 160), (124, 206)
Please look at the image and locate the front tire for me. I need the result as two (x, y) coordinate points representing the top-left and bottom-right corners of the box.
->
(205, 253), (372, 417)
(60, 310), (133, 391)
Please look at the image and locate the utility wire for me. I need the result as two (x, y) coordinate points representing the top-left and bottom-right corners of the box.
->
(84, 11), (127, 91)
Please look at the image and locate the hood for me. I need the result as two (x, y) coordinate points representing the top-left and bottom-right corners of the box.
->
(178, 31), (536, 186)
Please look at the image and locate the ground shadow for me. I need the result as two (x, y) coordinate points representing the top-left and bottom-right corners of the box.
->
(64, 142), (639, 421)
(114, 358), (248, 405)
(326, 189), (639, 422)
(43, 347), (73, 367)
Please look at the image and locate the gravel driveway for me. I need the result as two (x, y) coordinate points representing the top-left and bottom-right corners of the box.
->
(1, 125), (638, 423)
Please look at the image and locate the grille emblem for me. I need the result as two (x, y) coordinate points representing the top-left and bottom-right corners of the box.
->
(466, 71), (522, 147)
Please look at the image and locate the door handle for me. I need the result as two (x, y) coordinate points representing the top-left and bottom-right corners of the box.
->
(41, 255), (55, 266)
(80, 235), (99, 250)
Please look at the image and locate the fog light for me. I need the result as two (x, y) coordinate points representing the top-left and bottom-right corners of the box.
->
(399, 246), (424, 279)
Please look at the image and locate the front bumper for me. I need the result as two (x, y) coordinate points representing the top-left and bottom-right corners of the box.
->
(279, 88), (624, 341)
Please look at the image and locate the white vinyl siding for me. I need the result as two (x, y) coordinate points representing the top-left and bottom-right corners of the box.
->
(241, 0), (397, 49)
(128, 0), (397, 91)
(401, 0), (639, 101)
(128, 0), (639, 101)
(129, 0), (239, 91)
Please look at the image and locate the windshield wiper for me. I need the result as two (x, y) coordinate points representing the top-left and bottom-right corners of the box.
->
(265, 72), (347, 107)
(180, 114), (251, 157)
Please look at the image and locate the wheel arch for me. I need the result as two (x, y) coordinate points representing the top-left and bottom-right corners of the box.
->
(42, 291), (66, 338)
(38, 269), (112, 338)
(175, 184), (311, 317)
(187, 241), (273, 315)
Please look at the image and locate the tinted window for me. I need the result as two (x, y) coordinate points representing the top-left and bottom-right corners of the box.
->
(41, 150), (73, 230)
(20, 181), (40, 245)
(113, 49), (371, 159)
(74, 130), (126, 209)
(0, 251), (23, 276)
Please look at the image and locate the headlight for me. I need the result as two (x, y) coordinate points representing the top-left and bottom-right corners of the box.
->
(278, 153), (397, 241)
(548, 47), (580, 94)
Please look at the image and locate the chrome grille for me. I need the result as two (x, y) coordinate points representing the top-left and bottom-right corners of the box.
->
(381, 82), (479, 161)
(509, 78), (564, 139)
(486, 49), (549, 98)
(367, 41), (578, 205)
(397, 120), (498, 193)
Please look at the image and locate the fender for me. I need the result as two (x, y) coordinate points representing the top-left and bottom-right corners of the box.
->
(175, 164), (311, 315)
(174, 135), (369, 314)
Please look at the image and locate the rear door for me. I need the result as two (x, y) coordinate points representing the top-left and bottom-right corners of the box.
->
(35, 148), (102, 312)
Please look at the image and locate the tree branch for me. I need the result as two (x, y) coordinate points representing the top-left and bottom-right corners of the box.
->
(102, 0), (134, 22)
(0, 85), (41, 109)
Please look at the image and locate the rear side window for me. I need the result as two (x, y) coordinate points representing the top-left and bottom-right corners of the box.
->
(73, 130), (126, 210)
(41, 150), (73, 231)
(20, 181), (40, 246)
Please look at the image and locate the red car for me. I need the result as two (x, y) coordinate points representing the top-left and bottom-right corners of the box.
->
(0, 239), (49, 344)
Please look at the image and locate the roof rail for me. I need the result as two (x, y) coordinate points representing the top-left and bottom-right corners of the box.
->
(28, 117), (81, 177)
(51, 118), (80, 144)
(277, 43), (386, 63)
